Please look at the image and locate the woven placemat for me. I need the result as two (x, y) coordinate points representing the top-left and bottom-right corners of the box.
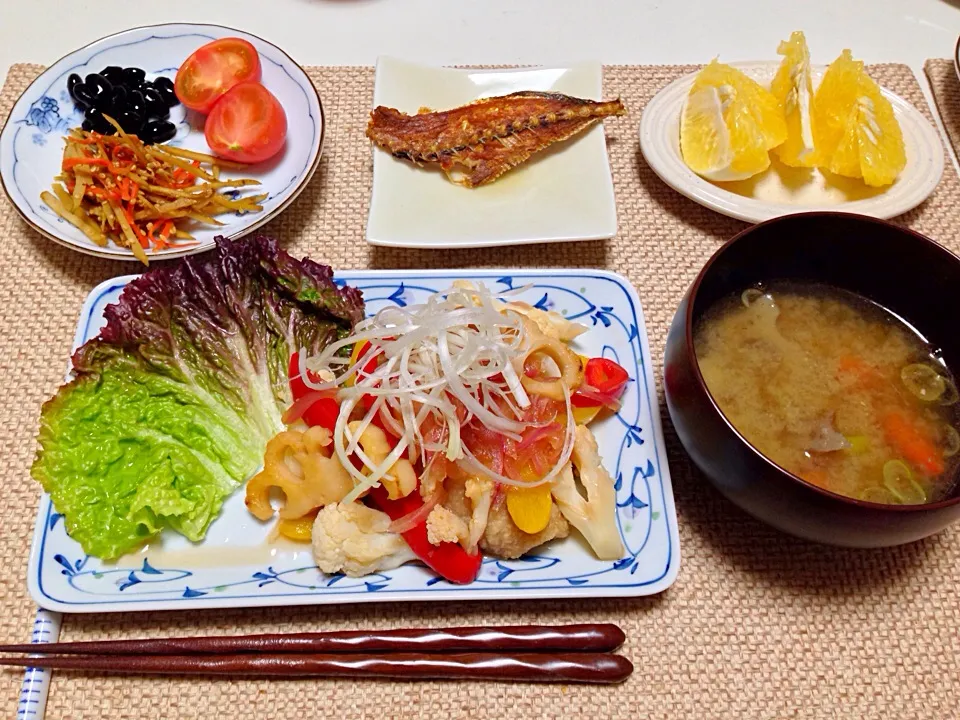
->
(925, 59), (960, 162)
(2, 62), (960, 719)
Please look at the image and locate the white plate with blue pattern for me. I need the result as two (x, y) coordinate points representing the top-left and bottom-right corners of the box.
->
(0, 24), (324, 261)
(27, 269), (680, 612)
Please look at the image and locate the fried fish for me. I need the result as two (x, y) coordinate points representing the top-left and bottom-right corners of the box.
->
(366, 91), (626, 187)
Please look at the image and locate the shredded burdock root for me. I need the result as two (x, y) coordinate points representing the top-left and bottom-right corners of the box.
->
(298, 283), (578, 503)
(41, 115), (266, 264)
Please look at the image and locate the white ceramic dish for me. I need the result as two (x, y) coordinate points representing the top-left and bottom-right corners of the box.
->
(954, 35), (960, 83)
(0, 23), (324, 261)
(28, 268), (679, 612)
(639, 61), (944, 223)
(365, 57), (619, 249)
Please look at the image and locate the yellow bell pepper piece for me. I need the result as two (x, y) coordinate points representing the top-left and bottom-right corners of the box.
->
(506, 483), (553, 534)
(277, 512), (317, 542)
(572, 405), (602, 426)
(344, 341), (369, 388)
(571, 354), (603, 425)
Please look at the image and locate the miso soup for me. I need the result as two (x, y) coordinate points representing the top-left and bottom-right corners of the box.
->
(694, 283), (959, 505)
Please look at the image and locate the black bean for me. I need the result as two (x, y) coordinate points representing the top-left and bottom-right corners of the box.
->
(67, 73), (82, 101)
(84, 73), (112, 97)
(84, 107), (114, 135)
(143, 87), (168, 119)
(126, 89), (145, 115)
(81, 119), (93, 131)
(152, 76), (179, 106)
(121, 67), (146, 88)
(141, 119), (177, 144)
(72, 83), (96, 108)
(95, 92), (114, 112)
(115, 109), (144, 135)
(110, 84), (128, 107)
(100, 66), (123, 84)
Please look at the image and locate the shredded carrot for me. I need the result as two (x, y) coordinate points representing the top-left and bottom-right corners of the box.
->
(85, 186), (120, 203)
(62, 156), (112, 170)
(46, 127), (263, 263)
(158, 220), (175, 244)
(881, 411), (944, 476)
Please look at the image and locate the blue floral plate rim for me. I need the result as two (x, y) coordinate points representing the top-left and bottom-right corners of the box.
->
(27, 268), (680, 612)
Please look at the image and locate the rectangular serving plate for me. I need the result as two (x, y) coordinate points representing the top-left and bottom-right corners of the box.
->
(27, 269), (679, 612)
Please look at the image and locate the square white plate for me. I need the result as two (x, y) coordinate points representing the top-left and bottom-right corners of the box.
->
(28, 269), (679, 612)
(365, 58), (619, 249)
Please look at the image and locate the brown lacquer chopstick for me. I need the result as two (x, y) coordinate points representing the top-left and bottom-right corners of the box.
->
(0, 652), (632, 684)
(0, 624), (624, 656)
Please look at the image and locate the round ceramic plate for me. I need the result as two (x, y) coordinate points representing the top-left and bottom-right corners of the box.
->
(0, 23), (323, 261)
(639, 62), (944, 223)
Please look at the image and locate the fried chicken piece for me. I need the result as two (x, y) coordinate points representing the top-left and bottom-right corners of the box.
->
(480, 493), (569, 559)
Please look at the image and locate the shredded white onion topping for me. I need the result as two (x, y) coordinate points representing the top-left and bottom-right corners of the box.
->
(298, 283), (578, 502)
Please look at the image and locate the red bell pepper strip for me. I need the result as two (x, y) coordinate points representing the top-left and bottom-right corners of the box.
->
(287, 352), (340, 432)
(571, 357), (630, 407)
(584, 357), (629, 394)
(367, 484), (482, 585)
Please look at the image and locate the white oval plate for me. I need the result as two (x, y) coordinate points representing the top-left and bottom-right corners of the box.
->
(0, 23), (324, 261)
(639, 62), (944, 223)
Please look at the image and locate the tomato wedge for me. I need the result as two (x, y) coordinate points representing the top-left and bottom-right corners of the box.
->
(175, 37), (261, 113)
(204, 81), (287, 163)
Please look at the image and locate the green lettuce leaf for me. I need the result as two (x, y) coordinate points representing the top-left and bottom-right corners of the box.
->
(32, 235), (363, 559)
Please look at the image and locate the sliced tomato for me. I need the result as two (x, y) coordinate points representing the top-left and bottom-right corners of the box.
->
(204, 81), (287, 163)
(522, 394), (563, 424)
(175, 37), (261, 113)
(460, 421), (505, 477)
(504, 423), (565, 482)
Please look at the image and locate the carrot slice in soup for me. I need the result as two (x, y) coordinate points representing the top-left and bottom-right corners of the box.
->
(881, 411), (944, 476)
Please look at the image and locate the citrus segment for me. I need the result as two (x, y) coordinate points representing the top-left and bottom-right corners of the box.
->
(680, 86), (733, 178)
(681, 60), (787, 181)
(813, 49), (906, 186)
(770, 31), (816, 167)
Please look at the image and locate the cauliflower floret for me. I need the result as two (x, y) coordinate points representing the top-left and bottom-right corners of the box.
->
(463, 476), (494, 552)
(551, 425), (625, 560)
(430, 476), (494, 553)
(426, 505), (469, 546)
(312, 502), (415, 577)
